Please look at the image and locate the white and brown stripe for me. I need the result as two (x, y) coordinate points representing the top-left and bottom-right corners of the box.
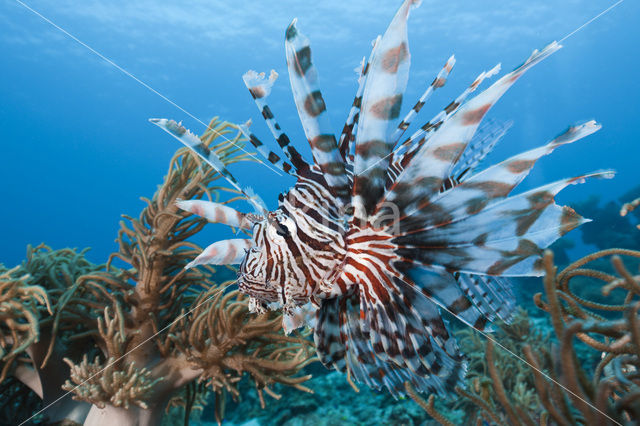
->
(150, 118), (268, 214)
(176, 199), (256, 230)
(285, 20), (350, 204)
(238, 121), (295, 175)
(242, 70), (310, 173)
(382, 44), (561, 220)
(239, 167), (348, 312)
(338, 37), (380, 164)
(389, 55), (455, 145)
(352, 0), (418, 219)
(389, 63), (502, 177)
(185, 238), (252, 269)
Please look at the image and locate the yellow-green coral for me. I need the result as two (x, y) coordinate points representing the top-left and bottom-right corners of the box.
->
(459, 308), (551, 423)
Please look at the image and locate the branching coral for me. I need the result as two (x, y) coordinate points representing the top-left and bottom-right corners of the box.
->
(0, 246), (103, 424)
(405, 308), (553, 425)
(0, 266), (51, 383)
(63, 355), (161, 410)
(0, 118), (316, 426)
(530, 249), (640, 424)
(461, 311), (551, 425)
(620, 197), (640, 230)
(166, 287), (314, 405)
(411, 249), (640, 425)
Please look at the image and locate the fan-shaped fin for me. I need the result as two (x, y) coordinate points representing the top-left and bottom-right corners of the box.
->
(405, 120), (601, 222)
(314, 290), (466, 397)
(383, 42), (562, 217)
(449, 119), (512, 182)
(405, 267), (491, 331)
(387, 64), (501, 186)
(314, 296), (347, 370)
(454, 272), (515, 323)
(393, 64), (501, 162)
(394, 171), (615, 276)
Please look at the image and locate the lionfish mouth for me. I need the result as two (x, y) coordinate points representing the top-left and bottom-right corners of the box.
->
(237, 275), (279, 303)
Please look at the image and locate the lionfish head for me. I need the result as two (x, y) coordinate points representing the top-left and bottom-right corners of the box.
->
(238, 210), (305, 308)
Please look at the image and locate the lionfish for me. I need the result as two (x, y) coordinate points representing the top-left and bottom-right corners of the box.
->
(151, 0), (613, 396)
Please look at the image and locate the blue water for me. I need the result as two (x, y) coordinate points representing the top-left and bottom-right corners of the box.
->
(1, 0), (638, 268)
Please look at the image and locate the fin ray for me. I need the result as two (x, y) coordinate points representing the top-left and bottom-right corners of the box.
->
(285, 20), (350, 203)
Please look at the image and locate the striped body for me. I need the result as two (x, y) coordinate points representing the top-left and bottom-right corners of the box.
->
(154, 0), (613, 398)
(239, 167), (348, 311)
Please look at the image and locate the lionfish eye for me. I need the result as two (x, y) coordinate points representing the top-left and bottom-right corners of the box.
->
(275, 222), (290, 237)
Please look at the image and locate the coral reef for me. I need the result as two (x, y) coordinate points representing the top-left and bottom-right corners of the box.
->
(163, 382), (210, 425)
(402, 308), (553, 425)
(0, 118), (315, 425)
(222, 367), (430, 426)
(410, 249), (640, 425)
(0, 245), (103, 424)
(2, 117), (638, 426)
